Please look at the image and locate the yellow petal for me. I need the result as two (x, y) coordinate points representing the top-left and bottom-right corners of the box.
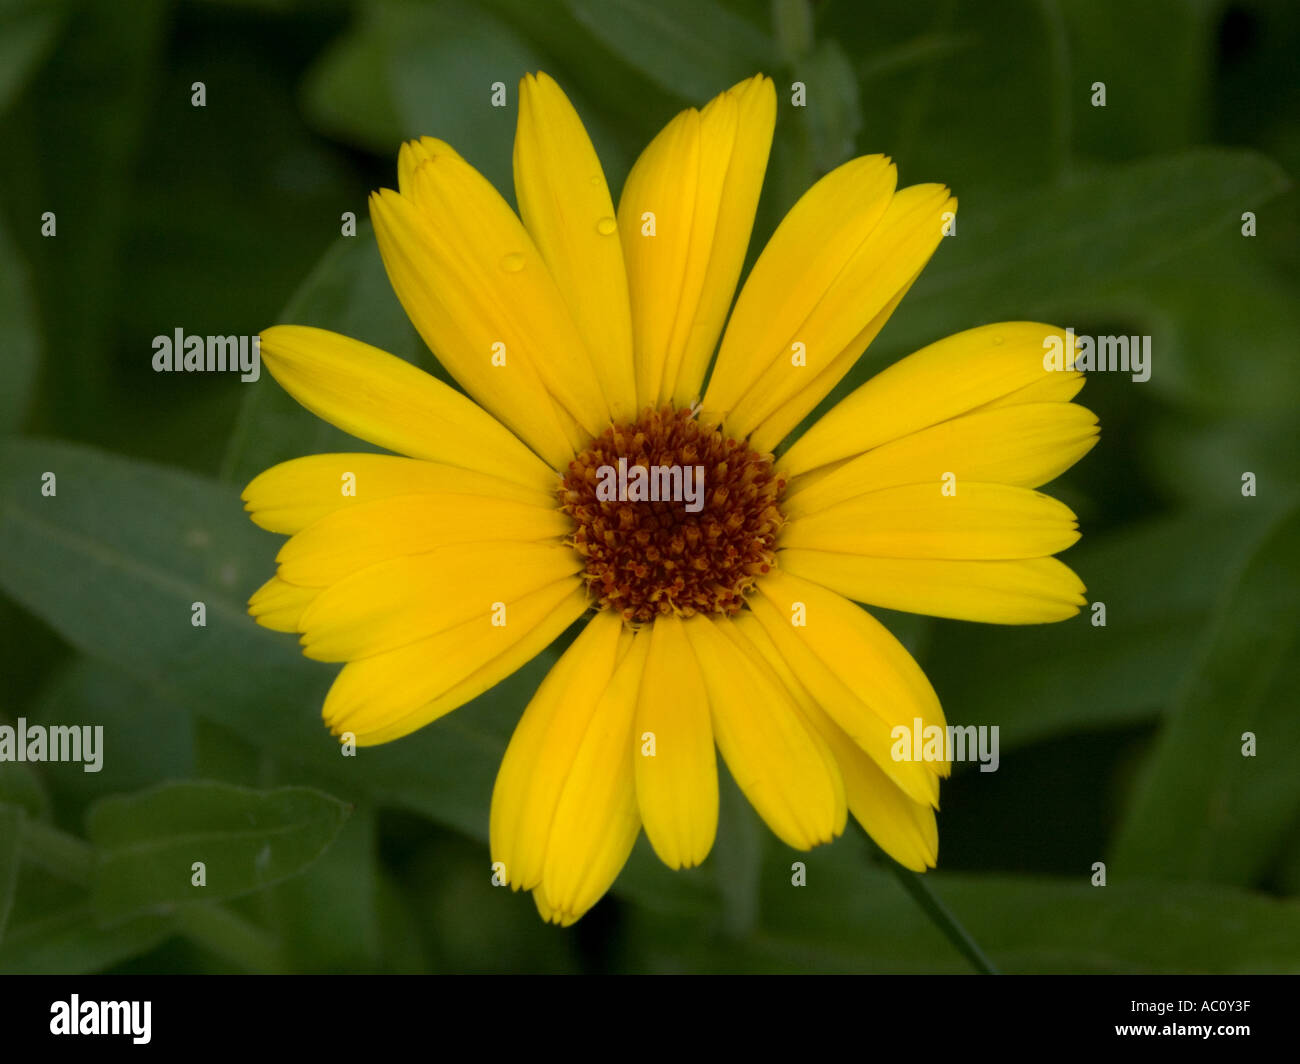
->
(824, 717), (939, 871)
(297, 542), (582, 662)
(538, 629), (648, 923)
(618, 75), (776, 408)
(724, 182), (955, 450)
(370, 184), (579, 468)
(490, 611), (646, 924)
(779, 549), (1088, 624)
(686, 613), (845, 850)
(397, 135), (462, 195)
(780, 482), (1080, 560)
(514, 72), (637, 421)
(734, 613), (938, 870)
(531, 885), (573, 927)
(783, 402), (1100, 518)
(750, 571), (945, 807)
(248, 575), (319, 633)
(323, 579), (586, 745)
(780, 322), (1081, 478)
(242, 453), (557, 535)
(634, 614), (718, 869)
(491, 611), (627, 892)
(257, 325), (554, 487)
(746, 278), (917, 453)
(702, 154), (897, 419)
(275, 493), (571, 587)
(402, 157), (613, 435)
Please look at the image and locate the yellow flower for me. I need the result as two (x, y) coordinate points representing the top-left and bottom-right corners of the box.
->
(244, 72), (1098, 926)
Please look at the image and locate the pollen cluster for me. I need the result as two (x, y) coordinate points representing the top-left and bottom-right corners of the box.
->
(560, 406), (786, 624)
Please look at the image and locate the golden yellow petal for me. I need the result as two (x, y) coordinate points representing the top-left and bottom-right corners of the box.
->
(370, 185), (580, 468)
(515, 72), (637, 421)
(258, 325), (554, 486)
(634, 614), (718, 869)
(780, 482), (1080, 560)
(247, 574), (319, 633)
(749, 571), (945, 807)
(783, 402), (1099, 518)
(297, 542), (582, 662)
(701, 154), (898, 420)
(733, 612), (938, 870)
(490, 611), (629, 893)
(275, 492), (571, 588)
(718, 182), (955, 447)
(538, 630), (648, 923)
(323, 579), (586, 745)
(779, 549), (1088, 624)
(242, 453), (557, 535)
(686, 613), (845, 850)
(618, 76), (776, 408)
(780, 322), (1082, 478)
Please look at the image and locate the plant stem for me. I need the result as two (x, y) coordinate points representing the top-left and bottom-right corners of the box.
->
(885, 861), (1000, 975)
(859, 826), (1000, 974)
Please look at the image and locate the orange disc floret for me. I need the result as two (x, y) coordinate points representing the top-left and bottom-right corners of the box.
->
(560, 406), (786, 623)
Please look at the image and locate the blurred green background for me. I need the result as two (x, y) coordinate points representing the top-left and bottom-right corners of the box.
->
(1, 0), (1297, 974)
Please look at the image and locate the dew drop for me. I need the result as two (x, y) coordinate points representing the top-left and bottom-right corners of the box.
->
(991, 335), (1004, 345)
(500, 252), (526, 273)
(596, 216), (617, 236)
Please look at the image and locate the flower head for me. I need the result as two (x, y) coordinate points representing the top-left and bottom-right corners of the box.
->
(245, 72), (1097, 925)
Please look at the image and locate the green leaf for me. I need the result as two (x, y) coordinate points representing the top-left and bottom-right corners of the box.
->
(1125, 245), (1300, 417)
(1110, 504), (1300, 884)
(304, 0), (636, 187)
(0, 436), (537, 841)
(820, 0), (1062, 201)
(380, 0), (550, 198)
(87, 781), (351, 920)
(1146, 414), (1300, 510)
(563, 0), (775, 102)
(304, 0), (555, 195)
(260, 803), (381, 972)
(1060, 0), (1217, 160)
(796, 39), (862, 174)
(0, 843), (176, 973)
(0, 901), (175, 975)
(771, 0), (813, 63)
(26, 657), (195, 817)
(894, 149), (1291, 355)
(301, 19), (406, 154)
(627, 833), (1300, 972)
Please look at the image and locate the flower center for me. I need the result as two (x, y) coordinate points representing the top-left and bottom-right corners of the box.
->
(560, 406), (786, 624)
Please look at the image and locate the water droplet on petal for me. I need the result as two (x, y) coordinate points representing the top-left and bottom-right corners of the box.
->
(501, 252), (526, 273)
(596, 216), (617, 236)
(991, 335), (1004, 345)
